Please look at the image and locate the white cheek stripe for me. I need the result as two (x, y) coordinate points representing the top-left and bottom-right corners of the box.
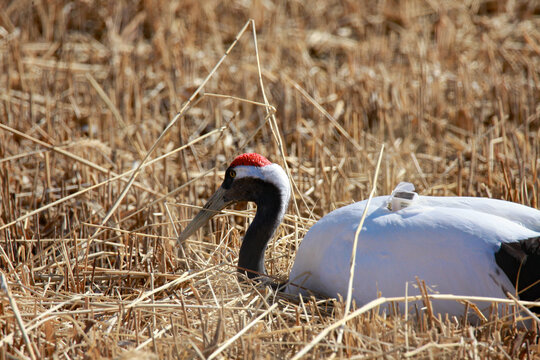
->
(234, 164), (291, 202)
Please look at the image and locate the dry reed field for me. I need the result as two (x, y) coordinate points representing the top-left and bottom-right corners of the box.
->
(1, 0), (540, 358)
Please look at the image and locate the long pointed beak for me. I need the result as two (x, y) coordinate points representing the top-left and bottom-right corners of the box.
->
(177, 187), (233, 244)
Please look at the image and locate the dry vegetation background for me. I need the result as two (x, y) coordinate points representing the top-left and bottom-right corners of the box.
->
(0, 0), (539, 359)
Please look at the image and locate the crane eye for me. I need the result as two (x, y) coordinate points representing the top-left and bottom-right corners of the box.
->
(229, 169), (236, 178)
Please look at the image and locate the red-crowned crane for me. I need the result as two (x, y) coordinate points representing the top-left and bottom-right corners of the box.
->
(178, 153), (540, 316)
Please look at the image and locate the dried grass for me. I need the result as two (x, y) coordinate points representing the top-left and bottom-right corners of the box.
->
(1, 0), (540, 358)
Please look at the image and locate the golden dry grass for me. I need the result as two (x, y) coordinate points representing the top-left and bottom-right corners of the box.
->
(1, 0), (540, 358)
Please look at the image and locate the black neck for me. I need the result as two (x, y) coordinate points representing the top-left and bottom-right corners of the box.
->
(237, 181), (285, 280)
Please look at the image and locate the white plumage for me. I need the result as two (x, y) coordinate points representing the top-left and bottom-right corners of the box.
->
(178, 153), (540, 317)
(288, 192), (540, 315)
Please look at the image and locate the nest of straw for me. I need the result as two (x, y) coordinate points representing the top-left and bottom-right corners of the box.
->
(1, 0), (539, 358)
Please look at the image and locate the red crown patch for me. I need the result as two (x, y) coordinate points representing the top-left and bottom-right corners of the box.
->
(230, 153), (272, 168)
